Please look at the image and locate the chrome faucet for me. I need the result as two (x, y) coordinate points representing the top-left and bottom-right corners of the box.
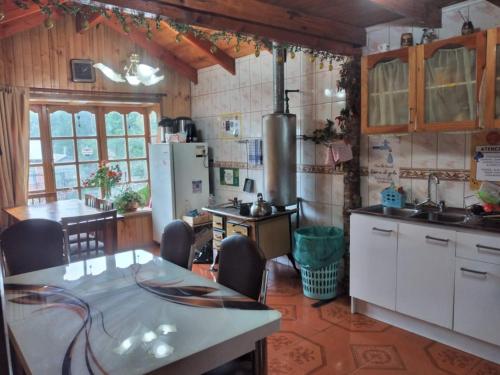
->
(417, 173), (441, 209)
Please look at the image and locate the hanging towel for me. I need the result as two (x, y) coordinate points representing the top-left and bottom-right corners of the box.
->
(325, 140), (353, 165)
(248, 139), (263, 165)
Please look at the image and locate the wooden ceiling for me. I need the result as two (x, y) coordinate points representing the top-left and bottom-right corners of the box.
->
(1, 0), (499, 83)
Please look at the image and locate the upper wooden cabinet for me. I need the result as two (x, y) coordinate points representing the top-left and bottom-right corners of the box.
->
(416, 32), (486, 132)
(486, 27), (500, 129)
(361, 48), (416, 134)
(362, 32), (487, 134)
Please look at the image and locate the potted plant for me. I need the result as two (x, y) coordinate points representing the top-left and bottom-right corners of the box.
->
(82, 161), (122, 199)
(114, 188), (145, 213)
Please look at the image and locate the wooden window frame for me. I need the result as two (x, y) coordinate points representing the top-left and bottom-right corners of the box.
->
(28, 102), (160, 200)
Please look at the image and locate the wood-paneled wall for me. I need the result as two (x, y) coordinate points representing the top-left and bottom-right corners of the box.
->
(0, 15), (191, 117)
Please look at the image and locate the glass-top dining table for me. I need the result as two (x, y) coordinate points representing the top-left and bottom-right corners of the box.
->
(4, 250), (281, 374)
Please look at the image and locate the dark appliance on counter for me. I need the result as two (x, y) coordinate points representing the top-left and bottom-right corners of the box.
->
(174, 117), (197, 142)
(158, 117), (176, 143)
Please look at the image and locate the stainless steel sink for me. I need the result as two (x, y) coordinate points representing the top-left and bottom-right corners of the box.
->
(364, 205), (420, 218)
(411, 211), (467, 223)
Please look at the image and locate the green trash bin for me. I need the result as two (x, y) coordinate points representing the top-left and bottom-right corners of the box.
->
(293, 226), (344, 300)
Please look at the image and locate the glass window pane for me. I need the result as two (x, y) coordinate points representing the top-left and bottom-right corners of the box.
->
(107, 138), (127, 160)
(114, 161), (129, 182)
(57, 189), (79, 201)
(82, 187), (101, 199)
(75, 111), (97, 137)
(30, 110), (40, 138)
(127, 112), (145, 135)
(105, 111), (125, 136)
(28, 166), (45, 191)
(50, 110), (73, 137)
(54, 164), (77, 189)
(29, 139), (43, 164)
(130, 160), (148, 181)
(52, 139), (75, 163)
(149, 111), (158, 137)
(79, 162), (99, 184)
(77, 139), (99, 162)
(128, 138), (146, 159)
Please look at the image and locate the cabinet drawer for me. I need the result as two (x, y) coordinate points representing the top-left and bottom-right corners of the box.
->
(456, 231), (500, 265)
(454, 258), (500, 346)
(227, 221), (250, 237)
(213, 230), (224, 241)
(213, 215), (224, 230)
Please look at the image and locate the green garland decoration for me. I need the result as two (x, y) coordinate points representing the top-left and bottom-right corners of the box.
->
(11, 0), (345, 65)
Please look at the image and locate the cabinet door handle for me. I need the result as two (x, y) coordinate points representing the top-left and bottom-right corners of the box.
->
(476, 244), (500, 254)
(372, 227), (392, 234)
(425, 235), (449, 243)
(460, 267), (487, 277)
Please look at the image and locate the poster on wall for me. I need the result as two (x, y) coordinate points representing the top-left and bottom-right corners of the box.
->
(220, 168), (239, 186)
(368, 136), (400, 186)
(475, 145), (500, 182)
(218, 113), (242, 139)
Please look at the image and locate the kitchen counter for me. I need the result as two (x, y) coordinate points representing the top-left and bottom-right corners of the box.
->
(203, 206), (297, 222)
(351, 205), (500, 234)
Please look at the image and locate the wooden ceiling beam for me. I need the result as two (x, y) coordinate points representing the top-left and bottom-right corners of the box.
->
(0, 0), (67, 25)
(0, 10), (61, 39)
(162, 21), (235, 75)
(94, 0), (361, 56)
(486, 0), (500, 6)
(368, 0), (442, 28)
(103, 17), (198, 83)
(153, 0), (365, 46)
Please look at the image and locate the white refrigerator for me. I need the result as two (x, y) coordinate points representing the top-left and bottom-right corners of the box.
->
(149, 143), (209, 242)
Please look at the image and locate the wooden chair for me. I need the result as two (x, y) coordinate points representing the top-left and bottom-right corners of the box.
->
(84, 194), (98, 208)
(96, 198), (114, 211)
(206, 235), (269, 375)
(160, 220), (195, 269)
(61, 210), (118, 262)
(0, 219), (66, 275)
(27, 192), (57, 205)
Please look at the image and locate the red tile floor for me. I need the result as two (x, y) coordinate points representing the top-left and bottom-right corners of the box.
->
(190, 260), (500, 375)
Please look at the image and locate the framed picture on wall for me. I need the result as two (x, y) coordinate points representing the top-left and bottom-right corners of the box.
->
(70, 59), (96, 83)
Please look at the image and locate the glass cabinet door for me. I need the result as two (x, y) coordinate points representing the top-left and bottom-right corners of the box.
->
(486, 27), (500, 128)
(417, 32), (486, 131)
(362, 49), (414, 134)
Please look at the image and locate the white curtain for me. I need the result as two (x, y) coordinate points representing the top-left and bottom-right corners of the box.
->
(425, 47), (476, 123)
(368, 59), (409, 126)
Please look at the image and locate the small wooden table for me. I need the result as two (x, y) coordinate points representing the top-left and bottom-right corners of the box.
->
(3, 199), (122, 223)
(3, 199), (123, 254)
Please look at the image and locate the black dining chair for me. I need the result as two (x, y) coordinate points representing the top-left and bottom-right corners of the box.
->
(205, 235), (268, 375)
(0, 219), (66, 276)
(160, 220), (195, 270)
(61, 210), (117, 262)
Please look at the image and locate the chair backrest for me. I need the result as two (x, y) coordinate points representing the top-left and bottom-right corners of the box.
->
(61, 210), (117, 261)
(84, 194), (98, 208)
(96, 198), (114, 211)
(0, 219), (65, 275)
(160, 220), (194, 269)
(217, 235), (267, 301)
(27, 192), (57, 205)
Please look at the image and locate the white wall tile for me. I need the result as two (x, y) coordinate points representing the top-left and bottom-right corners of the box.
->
(249, 56), (261, 85)
(250, 84), (262, 112)
(237, 59), (251, 88)
(332, 174), (344, 205)
(315, 174), (332, 204)
(437, 133), (466, 170)
(412, 133), (438, 169)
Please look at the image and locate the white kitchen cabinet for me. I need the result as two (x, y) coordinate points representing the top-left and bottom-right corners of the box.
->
(396, 223), (456, 329)
(456, 231), (500, 265)
(350, 214), (398, 310)
(454, 258), (500, 346)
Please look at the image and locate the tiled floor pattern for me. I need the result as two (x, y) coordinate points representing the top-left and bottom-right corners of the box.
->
(190, 260), (500, 375)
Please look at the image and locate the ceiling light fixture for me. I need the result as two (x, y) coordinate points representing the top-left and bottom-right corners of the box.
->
(93, 53), (164, 86)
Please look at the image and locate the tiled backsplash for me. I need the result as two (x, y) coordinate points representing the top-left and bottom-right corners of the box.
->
(191, 50), (347, 228)
(192, 0), (499, 228)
